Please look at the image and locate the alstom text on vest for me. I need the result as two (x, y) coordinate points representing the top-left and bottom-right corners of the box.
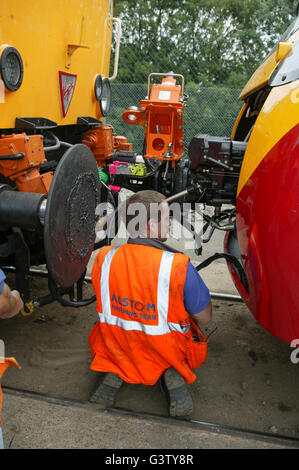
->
(111, 294), (156, 312)
(111, 294), (157, 320)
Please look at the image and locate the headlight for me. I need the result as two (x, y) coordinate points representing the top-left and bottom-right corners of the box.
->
(94, 74), (103, 101)
(100, 78), (111, 117)
(0, 46), (23, 91)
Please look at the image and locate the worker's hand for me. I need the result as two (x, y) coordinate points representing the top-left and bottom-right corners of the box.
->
(0, 285), (24, 319)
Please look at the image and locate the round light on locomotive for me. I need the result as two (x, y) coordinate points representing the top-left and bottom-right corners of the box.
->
(0, 46), (23, 91)
(100, 78), (111, 117)
(94, 74), (103, 101)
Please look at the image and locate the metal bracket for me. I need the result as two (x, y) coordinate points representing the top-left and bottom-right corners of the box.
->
(147, 72), (185, 99)
(66, 16), (89, 69)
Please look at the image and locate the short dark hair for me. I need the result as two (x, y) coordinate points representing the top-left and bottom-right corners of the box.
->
(125, 190), (166, 232)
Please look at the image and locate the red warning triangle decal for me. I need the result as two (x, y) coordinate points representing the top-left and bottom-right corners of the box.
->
(58, 71), (77, 117)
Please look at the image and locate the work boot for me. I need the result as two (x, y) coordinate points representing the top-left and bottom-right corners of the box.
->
(162, 367), (193, 417)
(89, 372), (123, 407)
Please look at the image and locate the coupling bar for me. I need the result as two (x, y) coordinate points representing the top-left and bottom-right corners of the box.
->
(0, 185), (47, 229)
(165, 185), (201, 204)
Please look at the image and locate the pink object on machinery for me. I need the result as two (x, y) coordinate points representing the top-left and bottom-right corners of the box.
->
(109, 161), (130, 192)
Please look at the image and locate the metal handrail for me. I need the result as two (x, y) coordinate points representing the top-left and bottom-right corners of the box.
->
(108, 17), (122, 81)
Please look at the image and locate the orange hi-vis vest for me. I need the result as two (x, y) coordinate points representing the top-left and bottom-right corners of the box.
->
(89, 243), (208, 385)
(0, 357), (21, 449)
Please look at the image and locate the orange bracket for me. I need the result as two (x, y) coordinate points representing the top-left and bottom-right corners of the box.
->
(122, 74), (185, 165)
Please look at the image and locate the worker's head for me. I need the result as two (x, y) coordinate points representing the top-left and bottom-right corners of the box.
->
(125, 190), (170, 241)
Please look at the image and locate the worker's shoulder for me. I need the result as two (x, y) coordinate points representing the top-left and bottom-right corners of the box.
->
(94, 244), (115, 261)
(173, 251), (190, 263)
(121, 243), (160, 253)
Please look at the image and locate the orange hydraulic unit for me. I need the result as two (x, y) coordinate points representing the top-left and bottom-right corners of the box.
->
(82, 125), (115, 167)
(82, 125), (133, 167)
(113, 135), (133, 152)
(122, 73), (186, 166)
(0, 133), (53, 193)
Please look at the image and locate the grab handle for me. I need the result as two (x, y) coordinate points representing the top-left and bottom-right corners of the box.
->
(109, 17), (122, 81)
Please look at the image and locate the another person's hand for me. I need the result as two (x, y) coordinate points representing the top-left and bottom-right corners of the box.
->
(0, 284), (24, 319)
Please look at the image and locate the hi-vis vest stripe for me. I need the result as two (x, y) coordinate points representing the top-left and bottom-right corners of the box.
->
(98, 246), (190, 335)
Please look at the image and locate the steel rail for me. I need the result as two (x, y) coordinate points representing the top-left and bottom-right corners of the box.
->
(2, 386), (299, 448)
(3, 266), (243, 302)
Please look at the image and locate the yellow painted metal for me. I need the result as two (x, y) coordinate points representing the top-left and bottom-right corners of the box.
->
(239, 29), (299, 101)
(276, 42), (293, 63)
(239, 50), (278, 101)
(66, 15), (89, 69)
(21, 300), (35, 317)
(237, 79), (299, 195)
(0, 0), (113, 128)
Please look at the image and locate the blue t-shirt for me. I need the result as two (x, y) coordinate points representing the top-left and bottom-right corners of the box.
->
(0, 269), (6, 295)
(183, 261), (210, 314)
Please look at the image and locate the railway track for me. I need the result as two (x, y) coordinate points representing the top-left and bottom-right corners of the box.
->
(3, 385), (299, 449)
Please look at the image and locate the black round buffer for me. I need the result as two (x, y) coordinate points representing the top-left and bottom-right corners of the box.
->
(44, 144), (100, 288)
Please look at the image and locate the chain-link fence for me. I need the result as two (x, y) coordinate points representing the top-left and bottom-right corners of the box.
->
(108, 0), (297, 153)
(109, 83), (243, 155)
(107, 1), (262, 154)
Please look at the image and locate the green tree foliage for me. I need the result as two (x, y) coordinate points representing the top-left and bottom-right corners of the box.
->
(109, 0), (298, 148)
(113, 0), (297, 86)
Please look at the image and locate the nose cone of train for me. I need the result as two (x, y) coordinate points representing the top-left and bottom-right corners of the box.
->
(227, 14), (299, 344)
(234, 86), (299, 344)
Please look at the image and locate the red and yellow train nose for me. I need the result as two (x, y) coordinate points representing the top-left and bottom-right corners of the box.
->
(233, 54), (299, 343)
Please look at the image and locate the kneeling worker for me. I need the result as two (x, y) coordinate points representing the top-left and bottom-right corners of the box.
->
(89, 190), (212, 416)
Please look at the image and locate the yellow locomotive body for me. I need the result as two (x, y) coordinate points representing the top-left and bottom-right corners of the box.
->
(0, 0), (114, 128)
